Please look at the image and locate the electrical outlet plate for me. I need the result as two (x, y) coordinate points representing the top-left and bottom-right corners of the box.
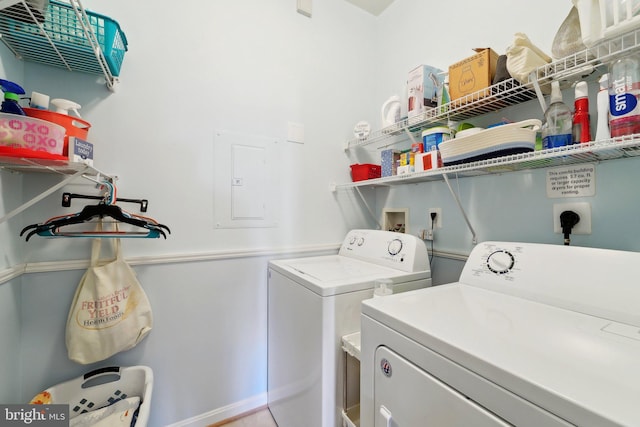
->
(428, 208), (442, 229)
(553, 202), (591, 234)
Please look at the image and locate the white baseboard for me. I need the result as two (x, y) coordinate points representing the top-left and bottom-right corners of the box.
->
(164, 393), (267, 427)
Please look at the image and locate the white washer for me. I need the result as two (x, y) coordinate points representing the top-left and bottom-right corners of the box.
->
(361, 241), (640, 427)
(268, 229), (431, 427)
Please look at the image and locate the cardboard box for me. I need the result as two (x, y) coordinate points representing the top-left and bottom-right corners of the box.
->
(448, 48), (499, 101)
(407, 64), (444, 118)
(381, 149), (401, 177)
(397, 165), (415, 175)
(415, 151), (443, 172)
(399, 150), (414, 167)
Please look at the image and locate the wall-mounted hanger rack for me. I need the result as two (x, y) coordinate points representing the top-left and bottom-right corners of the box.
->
(0, 162), (113, 225)
(19, 176), (170, 240)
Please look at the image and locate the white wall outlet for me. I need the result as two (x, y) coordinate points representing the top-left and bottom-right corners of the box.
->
(428, 208), (442, 229)
(553, 202), (591, 234)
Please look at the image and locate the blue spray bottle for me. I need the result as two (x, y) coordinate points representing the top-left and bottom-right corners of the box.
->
(0, 79), (26, 115)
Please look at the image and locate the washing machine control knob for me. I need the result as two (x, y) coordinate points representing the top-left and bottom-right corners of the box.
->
(357, 237), (365, 246)
(388, 239), (403, 256)
(486, 250), (515, 274)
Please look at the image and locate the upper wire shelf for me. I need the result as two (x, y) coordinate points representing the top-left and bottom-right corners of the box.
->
(345, 26), (640, 151)
(0, 0), (119, 90)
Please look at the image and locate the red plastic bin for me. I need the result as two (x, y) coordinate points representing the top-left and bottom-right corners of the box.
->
(350, 163), (381, 182)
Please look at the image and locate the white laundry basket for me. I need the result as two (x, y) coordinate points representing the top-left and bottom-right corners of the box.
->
(29, 365), (153, 427)
(573, 0), (640, 47)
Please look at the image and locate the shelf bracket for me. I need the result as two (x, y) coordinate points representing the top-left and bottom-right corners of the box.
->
(442, 173), (477, 245)
(403, 127), (418, 145)
(0, 165), (90, 225)
(68, 0), (118, 91)
(530, 71), (548, 113)
(354, 186), (382, 230)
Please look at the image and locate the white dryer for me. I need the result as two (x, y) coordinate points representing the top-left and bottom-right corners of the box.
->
(361, 241), (640, 427)
(268, 229), (431, 427)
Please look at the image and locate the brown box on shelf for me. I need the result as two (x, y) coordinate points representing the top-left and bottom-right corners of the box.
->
(448, 48), (499, 102)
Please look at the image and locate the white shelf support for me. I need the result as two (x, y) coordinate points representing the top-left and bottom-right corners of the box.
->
(68, 0), (118, 91)
(354, 186), (382, 229)
(0, 165), (89, 224)
(531, 71), (548, 113)
(442, 173), (477, 245)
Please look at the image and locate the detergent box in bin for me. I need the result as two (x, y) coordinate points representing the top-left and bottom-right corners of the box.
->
(29, 366), (153, 427)
(449, 48), (498, 102)
(69, 137), (94, 166)
(407, 64), (444, 118)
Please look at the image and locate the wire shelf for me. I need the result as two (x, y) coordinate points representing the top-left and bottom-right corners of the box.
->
(0, 0), (120, 90)
(335, 136), (640, 190)
(345, 26), (640, 151)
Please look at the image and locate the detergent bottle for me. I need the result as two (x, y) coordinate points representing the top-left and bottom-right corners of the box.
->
(0, 79), (26, 115)
(381, 95), (401, 128)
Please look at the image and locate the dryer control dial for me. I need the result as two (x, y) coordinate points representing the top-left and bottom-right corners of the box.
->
(388, 239), (403, 256)
(486, 250), (515, 274)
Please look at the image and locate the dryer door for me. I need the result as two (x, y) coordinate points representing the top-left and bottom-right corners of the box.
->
(374, 346), (513, 426)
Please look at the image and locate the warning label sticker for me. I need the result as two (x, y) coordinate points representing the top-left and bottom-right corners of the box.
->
(546, 163), (596, 198)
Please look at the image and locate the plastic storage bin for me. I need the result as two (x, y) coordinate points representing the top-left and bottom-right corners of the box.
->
(0, 113), (66, 154)
(573, 0), (640, 47)
(29, 366), (153, 427)
(23, 107), (90, 156)
(0, 0), (128, 76)
(350, 163), (381, 181)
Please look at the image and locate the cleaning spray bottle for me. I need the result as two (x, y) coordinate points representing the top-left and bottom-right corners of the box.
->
(0, 79), (26, 115)
(572, 81), (591, 143)
(542, 81), (572, 149)
(51, 98), (82, 117)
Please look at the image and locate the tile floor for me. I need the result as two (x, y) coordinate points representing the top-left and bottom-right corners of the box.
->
(215, 408), (277, 427)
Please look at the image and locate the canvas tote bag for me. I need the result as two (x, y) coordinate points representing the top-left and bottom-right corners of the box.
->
(66, 223), (153, 364)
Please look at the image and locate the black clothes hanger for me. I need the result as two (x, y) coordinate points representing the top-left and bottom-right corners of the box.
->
(21, 177), (170, 240)
(62, 192), (149, 212)
(20, 203), (171, 241)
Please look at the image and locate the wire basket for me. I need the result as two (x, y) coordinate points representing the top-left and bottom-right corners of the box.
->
(0, 0), (128, 76)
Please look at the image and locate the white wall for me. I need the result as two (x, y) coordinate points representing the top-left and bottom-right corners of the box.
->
(1, 0), (378, 424)
(3, 0), (639, 426)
